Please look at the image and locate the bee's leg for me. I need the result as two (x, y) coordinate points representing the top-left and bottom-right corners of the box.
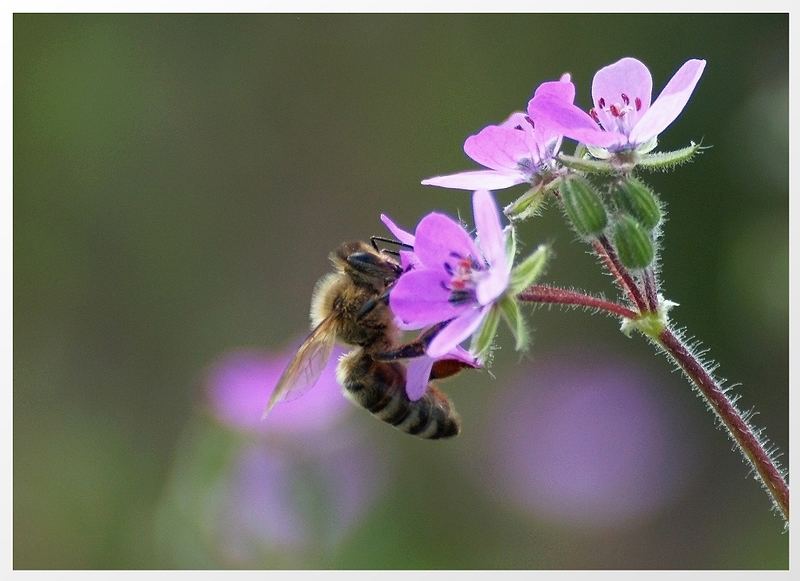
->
(356, 290), (391, 321)
(372, 320), (452, 361)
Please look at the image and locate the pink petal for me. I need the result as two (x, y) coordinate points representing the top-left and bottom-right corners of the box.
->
(464, 125), (538, 171)
(476, 265), (510, 306)
(443, 345), (479, 367)
(399, 250), (419, 270)
(530, 79), (575, 146)
(533, 79), (576, 104)
(629, 59), (706, 146)
(389, 269), (466, 329)
(380, 214), (415, 245)
(427, 307), (487, 359)
(592, 57), (653, 118)
(528, 95), (623, 149)
(421, 170), (526, 191)
(405, 356), (434, 401)
(499, 111), (532, 130)
(414, 213), (480, 270)
(472, 190), (508, 273)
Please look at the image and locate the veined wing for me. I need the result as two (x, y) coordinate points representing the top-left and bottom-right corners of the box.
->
(262, 315), (337, 418)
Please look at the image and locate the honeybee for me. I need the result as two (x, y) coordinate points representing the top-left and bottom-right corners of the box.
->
(265, 240), (476, 439)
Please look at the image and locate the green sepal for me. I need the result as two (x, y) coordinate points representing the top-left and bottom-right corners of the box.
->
(619, 299), (677, 339)
(470, 305), (501, 363)
(558, 152), (617, 174)
(504, 185), (547, 223)
(505, 223), (517, 264)
(561, 175), (608, 238)
(611, 177), (662, 231)
(585, 144), (612, 160)
(510, 244), (550, 295)
(498, 295), (529, 351)
(637, 140), (705, 171)
(636, 136), (659, 154)
(613, 214), (655, 270)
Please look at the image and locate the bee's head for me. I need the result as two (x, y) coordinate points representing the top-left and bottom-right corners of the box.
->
(332, 241), (402, 288)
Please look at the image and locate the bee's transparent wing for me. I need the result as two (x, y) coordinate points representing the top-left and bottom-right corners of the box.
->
(262, 316), (337, 418)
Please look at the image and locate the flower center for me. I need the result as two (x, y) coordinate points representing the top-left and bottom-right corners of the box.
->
(442, 252), (484, 304)
(509, 116), (556, 176)
(589, 93), (643, 136)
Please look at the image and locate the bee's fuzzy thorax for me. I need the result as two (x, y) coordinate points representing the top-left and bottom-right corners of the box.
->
(310, 272), (343, 328)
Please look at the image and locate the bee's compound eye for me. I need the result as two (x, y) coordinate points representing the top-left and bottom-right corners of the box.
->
(347, 252), (382, 271)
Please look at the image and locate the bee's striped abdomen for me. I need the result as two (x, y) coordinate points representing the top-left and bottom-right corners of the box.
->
(338, 350), (461, 440)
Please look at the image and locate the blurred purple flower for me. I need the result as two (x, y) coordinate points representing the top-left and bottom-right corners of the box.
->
(528, 58), (706, 152)
(156, 347), (387, 567)
(389, 190), (511, 358)
(206, 346), (349, 436)
(421, 75), (573, 190)
(481, 350), (695, 529)
(216, 438), (383, 564)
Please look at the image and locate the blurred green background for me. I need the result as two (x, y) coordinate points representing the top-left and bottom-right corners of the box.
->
(14, 13), (788, 569)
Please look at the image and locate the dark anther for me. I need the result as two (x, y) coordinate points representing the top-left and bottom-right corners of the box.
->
(448, 290), (473, 305)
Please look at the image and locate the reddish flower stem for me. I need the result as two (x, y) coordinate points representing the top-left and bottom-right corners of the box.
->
(544, 178), (785, 520)
(517, 284), (638, 320)
(657, 328), (789, 521)
(643, 268), (659, 312)
(593, 236), (648, 312)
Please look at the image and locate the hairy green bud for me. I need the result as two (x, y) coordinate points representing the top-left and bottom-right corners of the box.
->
(561, 175), (608, 238)
(612, 177), (662, 230)
(613, 214), (655, 270)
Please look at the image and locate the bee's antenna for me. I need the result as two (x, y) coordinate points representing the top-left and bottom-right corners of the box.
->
(370, 236), (413, 254)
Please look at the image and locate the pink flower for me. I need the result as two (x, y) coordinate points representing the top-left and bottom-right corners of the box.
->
(421, 76), (573, 190)
(389, 190), (511, 358)
(379, 213), (419, 270)
(528, 57), (706, 152)
(380, 213), (480, 400)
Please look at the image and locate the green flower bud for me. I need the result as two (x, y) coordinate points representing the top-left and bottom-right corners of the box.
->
(613, 214), (655, 270)
(561, 175), (608, 238)
(611, 177), (662, 230)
